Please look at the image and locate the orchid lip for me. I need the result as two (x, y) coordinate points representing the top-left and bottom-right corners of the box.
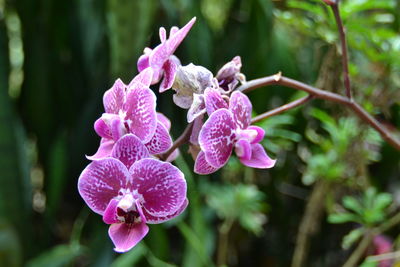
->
(235, 128), (258, 143)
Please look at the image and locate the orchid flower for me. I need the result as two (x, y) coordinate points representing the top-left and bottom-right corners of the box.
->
(78, 134), (187, 252)
(90, 69), (171, 159)
(194, 90), (276, 174)
(137, 17), (196, 92)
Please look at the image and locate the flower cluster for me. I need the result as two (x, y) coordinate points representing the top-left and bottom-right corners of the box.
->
(78, 17), (275, 253)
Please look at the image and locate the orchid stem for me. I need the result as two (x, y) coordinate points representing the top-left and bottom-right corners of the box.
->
(161, 122), (194, 161)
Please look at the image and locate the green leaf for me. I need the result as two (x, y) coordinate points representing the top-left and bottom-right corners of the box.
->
(111, 243), (147, 267)
(328, 213), (360, 224)
(26, 244), (84, 267)
(373, 193), (393, 211)
(343, 196), (363, 215)
(342, 228), (364, 250)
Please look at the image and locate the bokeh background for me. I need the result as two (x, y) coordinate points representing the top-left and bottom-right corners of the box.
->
(1, 0), (399, 266)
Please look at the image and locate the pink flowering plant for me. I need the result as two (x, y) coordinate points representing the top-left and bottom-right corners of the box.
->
(75, 4), (400, 265)
(78, 17), (277, 253)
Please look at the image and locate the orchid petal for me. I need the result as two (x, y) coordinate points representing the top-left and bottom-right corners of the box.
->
(157, 112), (171, 130)
(144, 198), (188, 224)
(86, 139), (114, 160)
(166, 148), (180, 162)
(199, 109), (236, 168)
(190, 115), (204, 145)
(109, 222), (149, 253)
(103, 79), (126, 114)
(129, 158), (186, 217)
(239, 143), (276, 169)
(94, 118), (112, 139)
(159, 27), (167, 43)
(78, 158), (129, 215)
(112, 134), (150, 168)
(247, 125), (265, 144)
(166, 17), (196, 55)
(235, 139), (252, 161)
(124, 86), (157, 143)
(170, 26), (179, 37)
(204, 87), (228, 115)
(194, 151), (220, 175)
(103, 198), (119, 224)
(187, 94), (206, 123)
(145, 122), (172, 154)
(128, 68), (154, 89)
(229, 90), (252, 129)
(159, 59), (178, 93)
(137, 54), (150, 72)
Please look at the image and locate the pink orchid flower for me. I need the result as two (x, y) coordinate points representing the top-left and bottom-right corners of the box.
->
(194, 90), (276, 174)
(137, 17), (196, 92)
(89, 69), (172, 159)
(78, 135), (187, 252)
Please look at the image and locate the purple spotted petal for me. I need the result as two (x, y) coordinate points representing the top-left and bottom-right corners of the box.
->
(78, 158), (129, 215)
(109, 222), (149, 253)
(94, 118), (112, 139)
(103, 79), (126, 114)
(128, 68), (154, 89)
(159, 59), (178, 93)
(145, 121), (172, 154)
(86, 139), (114, 160)
(149, 43), (169, 81)
(124, 86), (157, 143)
(144, 198), (188, 224)
(194, 151), (220, 175)
(239, 143), (276, 169)
(103, 198), (119, 224)
(229, 90), (252, 129)
(247, 125), (265, 144)
(166, 17), (196, 55)
(129, 158), (186, 217)
(204, 87), (228, 115)
(137, 54), (150, 72)
(157, 112), (171, 130)
(235, 139), (252, 161)
(199, 108), (236, 168)
(111, 134), (150, 168)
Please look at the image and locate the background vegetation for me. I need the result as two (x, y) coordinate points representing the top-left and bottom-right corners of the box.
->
(0, 0), (399, 266)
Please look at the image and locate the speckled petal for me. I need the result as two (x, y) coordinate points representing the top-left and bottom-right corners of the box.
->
(204, 87), (228, 115)
(129, 158), (186, 217)
(239, 143), (276, 169)
(103, 79), (126, 114)
(145, 121), (172, 154)
(124, 86), (157, 143)
(194, 151), (219, 174)
(103, 198), (119, 224)
(144, 198), (188, 224)
(190, 115), (204, 145)
(128, 68), (154, 89)
(78, 158), (129, 215)
(86, 139), (114, 160)
(109, 221), (149, 253)
(159, 59), (178, 93)
(199, 108), (236, 168)
(112, 134), (150, 168)
(229, 90), (252, 129)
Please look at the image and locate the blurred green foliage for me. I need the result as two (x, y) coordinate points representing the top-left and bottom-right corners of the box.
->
(0, 0), (399, 266)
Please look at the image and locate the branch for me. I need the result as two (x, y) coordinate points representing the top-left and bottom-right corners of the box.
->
(343, 211), (400, 267)
(251, 95), (313, 124)
(237, 74), (400, 151)
(160, 122), (194, 161)
(331, 2), (352, 99)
